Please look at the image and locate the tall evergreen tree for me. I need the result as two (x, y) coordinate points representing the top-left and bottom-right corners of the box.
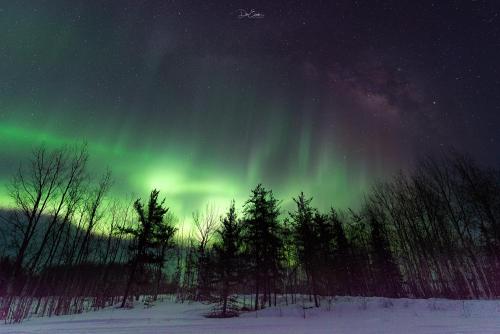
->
(212, 201), (242, 317)
(312, 211), (334, 297)
(120, 190), (176, 308)
(241, 184), (282, 310)
(290, 192), (321, 307)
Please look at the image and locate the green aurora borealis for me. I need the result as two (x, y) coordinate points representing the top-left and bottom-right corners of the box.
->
(2, 1), (498, 226)
(0, 108), (372, 223)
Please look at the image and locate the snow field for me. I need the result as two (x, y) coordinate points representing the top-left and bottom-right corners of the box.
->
(2, 296), (500, 334)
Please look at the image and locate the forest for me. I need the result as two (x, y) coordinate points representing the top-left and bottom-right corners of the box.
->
(0, 144), (499, 323)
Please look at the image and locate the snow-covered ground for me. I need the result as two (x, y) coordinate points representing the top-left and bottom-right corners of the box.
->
(2, 296), (500, 334)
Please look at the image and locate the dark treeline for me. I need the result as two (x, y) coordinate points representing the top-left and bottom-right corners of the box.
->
(0, 145), (499, 322)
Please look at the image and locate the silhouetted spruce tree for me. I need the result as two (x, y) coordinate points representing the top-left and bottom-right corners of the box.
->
(211, 201), (242, 317)
(242, 184), (282, 310)
(195, 247), (214, 302)
(311, 211), (334, 297)
(290, 192), (320, 307)
(120, 189), (175, 308)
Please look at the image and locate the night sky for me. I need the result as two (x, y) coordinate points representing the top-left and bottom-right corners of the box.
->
(1, 0), (499, 223)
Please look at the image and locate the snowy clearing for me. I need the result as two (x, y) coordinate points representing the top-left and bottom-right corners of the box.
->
(2, 296), (500, 334)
